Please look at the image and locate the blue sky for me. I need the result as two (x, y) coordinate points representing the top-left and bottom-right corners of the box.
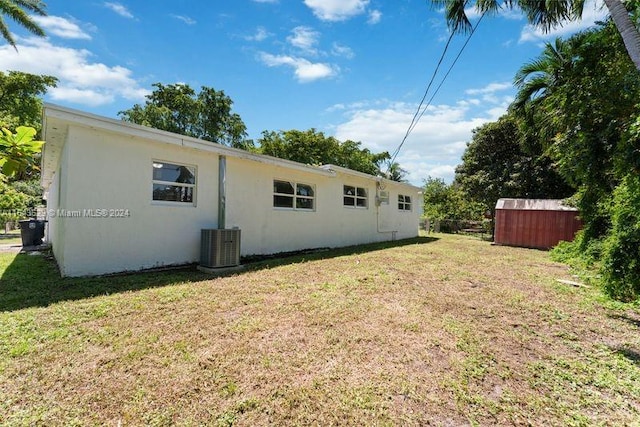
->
(0, 0), (607, 185)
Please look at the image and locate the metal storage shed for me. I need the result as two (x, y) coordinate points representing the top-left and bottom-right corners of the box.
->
(494, 199), (582, 250)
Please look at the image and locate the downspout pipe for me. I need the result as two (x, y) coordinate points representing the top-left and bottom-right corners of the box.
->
(218, 155), (226, 229)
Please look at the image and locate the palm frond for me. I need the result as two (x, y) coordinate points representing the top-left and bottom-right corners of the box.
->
(514, 56), (550, 87)
(431, 0), (473, 34)
(13, 0), (46, 15)
(518, 0), (585, 31)
(513, 76), (549, 110)
(0, 0), (46, 48)
(0, 14), (15, 47)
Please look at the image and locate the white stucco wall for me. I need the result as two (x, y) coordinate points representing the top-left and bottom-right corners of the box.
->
(45, 139), (68, 271)
(55, 126), (219, 276)
(225, 158), (421, 255)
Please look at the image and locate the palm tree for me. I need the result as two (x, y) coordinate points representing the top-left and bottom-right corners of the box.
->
(386, 162), (408, 182)
(432, 0), (640, 72)
(510, 36), (581, 152)
(512, 37), (576, 110)
(0, 0), (47, 50)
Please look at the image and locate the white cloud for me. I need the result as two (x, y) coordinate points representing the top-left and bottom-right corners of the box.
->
(331, 89), (514, 184)
(0, 37), (148, 107)
(464, 6), (483, 20)
(104, 2), (134, 19)
(519, 0), (608, 43)
(245, 26), (271, 42)
(465, 81), (512, 95)
(304, 0), (370, 22)
(48, 87), (115, 107)
(368, 10), (382, 25)
(331, 42), (354, 59)
(258, 52), (338, 83)
(287, 26), (320, 55)
(171, 15), (196, 25)
(31, 16), (91, 40)
(464, 4), (523, 20)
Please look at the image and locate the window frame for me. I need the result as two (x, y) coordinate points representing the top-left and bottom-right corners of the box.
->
(151, 160), (197, 206)
(273, 179), (316, 211)
(343, 185), (368, 209)
(398, 194), (412, 211)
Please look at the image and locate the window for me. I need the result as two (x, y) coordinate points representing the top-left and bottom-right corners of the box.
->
(273, 180), (315, 210)
(152, 161), (196, 204)
(398, 194), (412, 211)
(343, 185), (368, 208)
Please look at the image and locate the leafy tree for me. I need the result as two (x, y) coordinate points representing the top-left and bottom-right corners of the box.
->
(511, 21), (640, 299)
(454, 114), (572, 214)
(9, 178), (41, 207)
(0, 0), (47, 49)
(432, 0), (640, 71)
(0, 178), (28, 227)
(0, 126), (44, 178)
(257, 129), (393, 177)
(0, 178), (41, 227)
(601, 173), (640, 301)
(119, 83), (249, 148)
(514, 21), (640, 243)
(0, 71), (57, 131)
(423, 176), (484, 221)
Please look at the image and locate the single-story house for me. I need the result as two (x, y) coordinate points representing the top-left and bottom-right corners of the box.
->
(494, 198), (581, 250)
(41, 104), (422, 276)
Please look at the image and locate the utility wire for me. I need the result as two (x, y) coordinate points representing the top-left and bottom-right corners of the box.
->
(387, 12), (486, 173)
(407, 12), (486, 144)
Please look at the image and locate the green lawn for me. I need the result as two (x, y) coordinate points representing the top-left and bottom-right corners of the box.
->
(1, 234), (639, 425)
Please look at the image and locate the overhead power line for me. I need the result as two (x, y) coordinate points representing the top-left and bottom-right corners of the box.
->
(387, 12), (486, 173)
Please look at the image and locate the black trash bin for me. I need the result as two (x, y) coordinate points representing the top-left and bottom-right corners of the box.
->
(19, 219), (46, 247)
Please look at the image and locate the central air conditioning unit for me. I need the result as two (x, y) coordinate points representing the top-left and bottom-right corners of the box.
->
(200, 229), (241, 268)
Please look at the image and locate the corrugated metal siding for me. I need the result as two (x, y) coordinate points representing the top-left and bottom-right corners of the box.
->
(494, 208), (582, 250)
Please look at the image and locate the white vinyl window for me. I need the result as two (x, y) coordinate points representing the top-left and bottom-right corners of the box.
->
(273, 180), (315, 210)
(343, 185), (368, 208)
(152, 161), (196, 204)
(398, 194), (412, 211)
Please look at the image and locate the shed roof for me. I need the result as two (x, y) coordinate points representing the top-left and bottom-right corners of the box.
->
(495, 198), (578, 211)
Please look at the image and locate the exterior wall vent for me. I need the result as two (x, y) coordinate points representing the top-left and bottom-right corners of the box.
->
(200, 229), (241, 268)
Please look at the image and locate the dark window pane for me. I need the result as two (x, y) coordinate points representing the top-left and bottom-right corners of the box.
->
(344, 185), (355, 196)
(356, 198), (367, 208)
(398, 195), (405, 203)
(274, 195), (294, 208)
(153, 184), (193, 203)
(398, 203), (404, 210)
(344, 196), (355, 206)
(274, 180), (294, 195)
(297, 184), (314, 197)
(404, 196), (411, 204)
(296, 197), (314, 210)
(153, 163), (195, 184)
(356, 187), (367, 197)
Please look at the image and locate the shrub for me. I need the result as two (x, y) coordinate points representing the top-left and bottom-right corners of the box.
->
(0, 180), (29, 228)
(600, 174), (640, 301)
(551, 230), (604, 271)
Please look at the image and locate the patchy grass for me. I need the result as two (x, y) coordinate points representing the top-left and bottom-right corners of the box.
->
(1, 233), (639, 426)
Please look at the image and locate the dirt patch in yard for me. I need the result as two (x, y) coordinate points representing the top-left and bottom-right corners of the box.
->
(1, 234), (639, 425)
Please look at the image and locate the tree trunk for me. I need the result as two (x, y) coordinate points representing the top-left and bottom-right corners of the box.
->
(604, 0), (640, 71)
